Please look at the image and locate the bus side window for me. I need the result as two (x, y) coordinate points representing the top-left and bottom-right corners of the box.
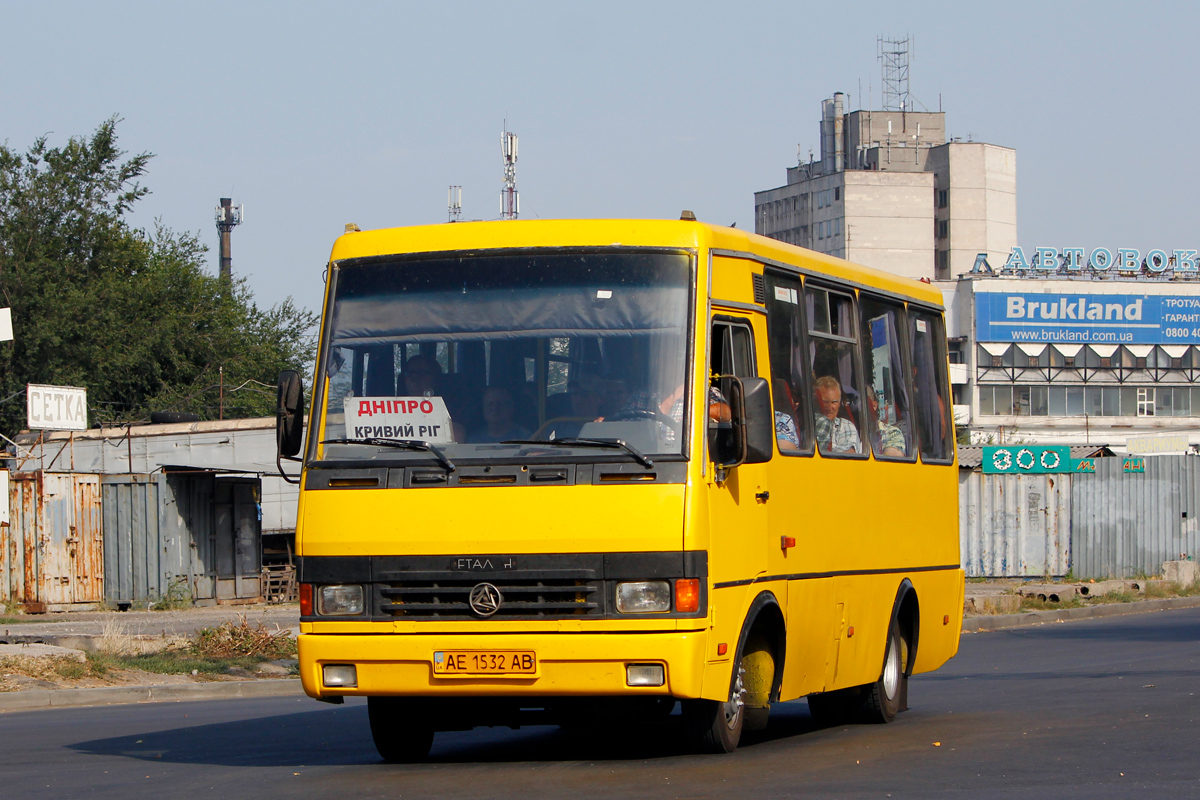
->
(908, 309), (952, 461)
(859, 294), (914, 461)
(710, 319), (755, 462)
(763, 272), (811, 455)
(806, 286), (867, 457)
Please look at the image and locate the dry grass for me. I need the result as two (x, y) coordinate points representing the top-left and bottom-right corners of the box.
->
(95, 615), (190, 656)
(191, 616), (297, 660)
(0, 654), (104, 689)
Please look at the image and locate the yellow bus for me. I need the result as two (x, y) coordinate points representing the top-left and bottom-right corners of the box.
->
(277, 217), (963, 760)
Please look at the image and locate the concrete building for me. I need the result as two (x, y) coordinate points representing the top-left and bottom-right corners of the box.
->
(755, 93), (1017, 282)
(940, 254), (1200, 450)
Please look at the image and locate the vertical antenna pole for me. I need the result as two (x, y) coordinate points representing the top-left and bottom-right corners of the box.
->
(500, 123), (519, 220)
(214, 197), (244, 284)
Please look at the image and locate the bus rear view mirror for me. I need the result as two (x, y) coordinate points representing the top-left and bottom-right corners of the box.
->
(277, 369), (305, 458)
(714, 376), (772, 468)
(738, 376), (774, 464)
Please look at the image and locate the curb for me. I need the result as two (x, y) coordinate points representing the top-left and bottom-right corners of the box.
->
(0, 678), (305, 713)
(962, 594), (1200, 632)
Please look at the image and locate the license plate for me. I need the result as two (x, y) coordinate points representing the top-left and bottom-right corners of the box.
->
(432, 650), (536, 676)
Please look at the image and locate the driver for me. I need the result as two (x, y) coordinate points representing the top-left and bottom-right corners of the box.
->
(607, 380), (730, 446)
(397, 354), (465, 442)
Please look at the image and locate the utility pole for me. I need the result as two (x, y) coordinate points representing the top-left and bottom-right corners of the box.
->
(214, 198), (244, 283)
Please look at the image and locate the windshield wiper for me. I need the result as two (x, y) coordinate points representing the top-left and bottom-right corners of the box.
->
(502, 437), (654, 469)
(321, 438), (456, 472)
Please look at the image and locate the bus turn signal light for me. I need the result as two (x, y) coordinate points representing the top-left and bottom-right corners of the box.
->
(781, 536), (796, 550)
(675, 579), (700, 613)
(299, 583), (313, 616)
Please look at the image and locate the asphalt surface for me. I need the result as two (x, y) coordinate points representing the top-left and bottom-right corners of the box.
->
(3, 607), (1199, 799)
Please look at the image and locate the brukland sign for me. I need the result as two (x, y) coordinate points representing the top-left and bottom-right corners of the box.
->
(976, 291), (1200, 344)
(972, 247), (1199, 277)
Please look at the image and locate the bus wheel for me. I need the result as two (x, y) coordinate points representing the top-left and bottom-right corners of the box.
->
(860, 621), (907, 724)
(683, 664), (745, 753)
(367, 697), (435, 762)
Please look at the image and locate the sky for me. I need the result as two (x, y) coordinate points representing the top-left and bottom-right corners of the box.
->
(3, 1), (1197, 316)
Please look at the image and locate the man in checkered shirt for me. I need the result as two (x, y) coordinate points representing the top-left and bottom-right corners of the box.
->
(813, 375), (861, 454)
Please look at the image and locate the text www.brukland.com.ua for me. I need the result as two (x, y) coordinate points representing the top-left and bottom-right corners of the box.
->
(1009, 328), (1134, 342)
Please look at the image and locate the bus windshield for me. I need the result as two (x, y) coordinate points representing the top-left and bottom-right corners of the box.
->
(317, 249), (693, 464)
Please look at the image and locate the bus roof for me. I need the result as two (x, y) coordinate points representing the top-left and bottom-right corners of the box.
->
(329, 219), (944, 309)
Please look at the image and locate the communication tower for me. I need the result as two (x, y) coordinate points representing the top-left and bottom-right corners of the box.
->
(448, 185), (462, 222)
(878, 36), (912, 112)
(500, 125), (519, 220)
(214, 197), (244, 283)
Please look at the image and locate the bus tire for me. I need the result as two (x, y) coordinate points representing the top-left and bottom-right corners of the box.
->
(859, 620), (907, 724)
(682, 663), (746, 753)
(367, 697), (435, 762)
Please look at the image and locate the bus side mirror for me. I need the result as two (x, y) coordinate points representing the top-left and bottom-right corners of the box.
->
(738, 377), (774, 464)
(277, 370), (305, 458)
(714, 376), (773, 469)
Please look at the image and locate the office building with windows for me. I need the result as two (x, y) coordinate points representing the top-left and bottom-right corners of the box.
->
(941, 262), (1200, 448)
(754, 92), (1016, 282)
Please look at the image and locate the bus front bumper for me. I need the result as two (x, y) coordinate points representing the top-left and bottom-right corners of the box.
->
(299, 630), (710, 701)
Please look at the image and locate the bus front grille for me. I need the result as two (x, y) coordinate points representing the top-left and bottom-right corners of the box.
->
(377, 579), (603, 619)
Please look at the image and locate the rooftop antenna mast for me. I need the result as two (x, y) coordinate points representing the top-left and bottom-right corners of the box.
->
(214, 197), (244, 284)
(500, 123), (519, 220)
(448, 185), (462, 222)
(878, 35), (912, 112)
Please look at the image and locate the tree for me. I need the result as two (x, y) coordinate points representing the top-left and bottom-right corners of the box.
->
(0, 118), (317, 435)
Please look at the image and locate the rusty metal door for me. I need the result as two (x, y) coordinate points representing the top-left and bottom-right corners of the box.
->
(39, 474), (103, 605)
(70, 475), (102, 603)
(214, 478), (262, 601)
(4, 473), (104, 609)
(3, 473), (41, 608)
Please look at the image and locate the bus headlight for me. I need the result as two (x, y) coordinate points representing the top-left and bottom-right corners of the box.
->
(323, 664), (358, 687)
(616, 581), (670, 613)
(318, 584), (364, 616)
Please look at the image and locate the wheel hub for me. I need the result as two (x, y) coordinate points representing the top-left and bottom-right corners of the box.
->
(724, 665), (746, 728)
(882, 637), (901, 700)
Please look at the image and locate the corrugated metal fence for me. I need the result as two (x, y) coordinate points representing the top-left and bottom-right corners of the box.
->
(1071, 456), (1200, 579)
(961, 454), (1200, 579)
(959, 470), (1070, 577)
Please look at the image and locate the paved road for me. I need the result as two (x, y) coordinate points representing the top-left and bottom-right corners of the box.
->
(3, 607), (1199, 799)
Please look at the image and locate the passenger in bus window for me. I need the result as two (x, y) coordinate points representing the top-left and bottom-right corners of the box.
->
(470, 386), (531, 443)
(865, 383), (905, 457)
(775, 410), (801, 451)
(772, 378), (801, 452)
(814, 375), (861, 454)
